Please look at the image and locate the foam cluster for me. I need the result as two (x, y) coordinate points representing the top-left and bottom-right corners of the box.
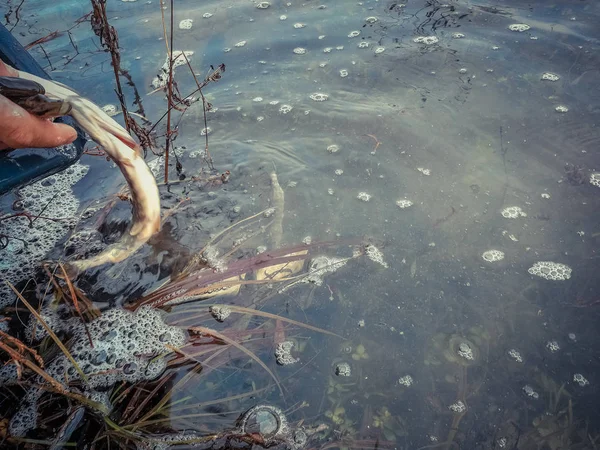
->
(0, 162), (88, 308)
(528, 261), (572, 281)
(482, 249), (504, 262)
(11, 306), (185, 436)
(210, 305), (231, 322)
(275, 341), (298, 366)
(30, 306), (185, 388)
(365, 245), (388, 268)
(501, 206), (527, 219)
(413, 36), (439, 45)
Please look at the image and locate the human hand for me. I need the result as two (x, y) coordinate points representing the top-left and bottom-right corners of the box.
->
(0, 60), (76, 150)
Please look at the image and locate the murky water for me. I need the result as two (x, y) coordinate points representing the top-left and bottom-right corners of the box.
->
(1, 0), (600, 448)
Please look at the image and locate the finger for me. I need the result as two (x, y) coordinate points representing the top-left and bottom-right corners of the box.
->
(0, 95), (77, 149)
(0, 60), (19, 77)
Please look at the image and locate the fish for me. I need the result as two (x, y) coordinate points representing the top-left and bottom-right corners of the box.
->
(12, 69), (161, 271)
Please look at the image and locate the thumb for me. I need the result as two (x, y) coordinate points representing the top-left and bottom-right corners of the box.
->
(0, 95), (77, 150)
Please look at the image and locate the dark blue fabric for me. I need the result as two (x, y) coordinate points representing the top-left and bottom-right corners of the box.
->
(0, 23), (85, 195)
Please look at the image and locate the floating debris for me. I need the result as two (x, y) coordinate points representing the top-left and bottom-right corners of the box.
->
(398, 375), (413, 387)
(293, 23), (306, 29)
(335, 362), (352, 377)
(523, 385), (539, 399)
(417, 167), (431, 176)
(375, 47), (386, 54)
(482, 249), (505, 262)
(396, 199), (413, 209)
(501, 206), (527, 218)
(327, 144), (340, 153)
(541, 192), (551, 199)
(365, 16), (378, 23)
(365, 244), (388, 268)
(573, 373), (589, 387)
(508, 23), (531, 32)
(449, 400), (466, 413)
(279, 104), (293, 114)
(348, 30), (360, 37)
(210, 305), (231, 322)
(339, 69), (348, 77)
(179, 19), (193, 30)
(275, 341), (298, 365)
(256, 1), (270, 9)
(235, 40), (247, 47)
(568, 332), (577, 342)
(458, 68), (468, 74)
(541, 72), (560, 81)
(334, 169), (344, 175)
(452, 32), (465, 39)
(413, 36), (439, 45)
(507, 349), (523, 363)
(546, 340), (560, 353)
(528, 261), (572, 281)
(293, 47), (307, 55)
(202, 12), (213, 18)
(590, 173), (600, 187)
(357, 192), (372, 202)
(280, 15), (287, 20)
(555, 105), (569, 113)
(310, 92), (329, 102)
(358, 41), (370, 48)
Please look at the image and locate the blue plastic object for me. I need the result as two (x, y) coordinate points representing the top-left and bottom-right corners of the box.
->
(0, 23), (86, 195)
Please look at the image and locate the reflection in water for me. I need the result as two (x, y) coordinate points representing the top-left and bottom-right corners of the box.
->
(1, 0), (600, 448)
